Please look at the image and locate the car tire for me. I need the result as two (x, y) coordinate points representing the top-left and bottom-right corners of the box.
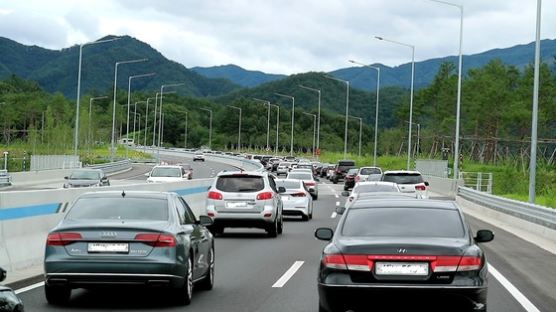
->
(319, 303), (330, 312)
(332, 178), (338, 184)
(174, 257), (193, 305)
(301, 214), (309, 221)
(343, 185), (348, 191)
(267, 217), (278, 238)
(209, 226), (224, 236)
(197, 246), (215, 291)
(45, 285), (71, 305)
(277, 214), (283, 234)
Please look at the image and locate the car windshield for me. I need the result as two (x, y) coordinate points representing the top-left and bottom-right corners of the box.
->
(216, 175), (265, 192)
(276, 180), (302, 190)
(347, 169), (358, 175)
(360, 168), (381, 175)
(66, 197), (169, 221)
(287, 173), (313, 180)
(70, 171), (100, 180)
(382, 173), (424, 184)
(353, 184), (399, 194)
(151, 167), (182, 177)
(342, 208), (464, 238)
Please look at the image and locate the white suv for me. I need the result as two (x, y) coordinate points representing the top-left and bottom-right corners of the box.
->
(381, 170), (429, 199)
(205, 171), (285, 237)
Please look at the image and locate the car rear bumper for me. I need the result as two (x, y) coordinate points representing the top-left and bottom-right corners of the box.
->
(318, 283), (487, 311)
(211, 212), (275, 229)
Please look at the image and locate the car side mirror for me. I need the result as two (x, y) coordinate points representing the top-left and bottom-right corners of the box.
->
(64, 176), (69, 180)
(278, 186), (286, 193)
(335, 206), (346, 215)
(315, 228), (334, 241)
(341, 191), (350, 197)
(144, 173), (150, 177)
(198, 215), (214, 226)
(424, 181), (430, 186)
(474, 229), (494, 243)
(0, 267), (6, 282)
(308, 188), (315, 193)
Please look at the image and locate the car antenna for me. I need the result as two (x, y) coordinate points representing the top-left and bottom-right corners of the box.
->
(121, 190), (126, 198)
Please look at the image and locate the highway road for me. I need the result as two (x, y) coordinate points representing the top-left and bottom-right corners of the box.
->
(11, 180), (554, 311)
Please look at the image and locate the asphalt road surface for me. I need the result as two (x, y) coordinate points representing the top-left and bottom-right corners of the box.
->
(13, 180), (554, 312)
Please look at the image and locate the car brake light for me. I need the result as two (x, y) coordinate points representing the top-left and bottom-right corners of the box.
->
(457, 256), (482, 271)
(46, 232), (82, 246)
(415, 184), (426, 191)
(291, 192), (306, 197)
(355, 176), (360, 182)
(322, 254), (371, 271)
(135, 233), (176, 247)
(304, 181), (315, 186)
(208, 191), (223, 200)
(433, 256), (481, 272)
(256, 192), (273, 200)
(207, 211), (215, 217)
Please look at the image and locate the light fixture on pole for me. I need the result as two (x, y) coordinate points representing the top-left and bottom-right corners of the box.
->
(529, 0), (542, 203)
(299, 85), (321, 158)
(274, 93), (295, 156)
(199, 108), (213, 150)
(110, 58), (148, 161)
(375, 36), (415, 170)
(269, 104), (280, 155)
(349, 60), (381, 166)
(253, 98), (271, 150)
(126, 73), (155, 156)
(324, 75), (350, 159)
(302, 112), (317, 158)
(74, 36), (120, 156)
(228, 106), (242, 152)
(349, 116), (363, 157)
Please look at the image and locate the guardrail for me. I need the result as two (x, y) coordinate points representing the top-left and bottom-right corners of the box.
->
(458, 186), (556, 230)
(87, 160), (132, 174)
(0, 170), (11, 187)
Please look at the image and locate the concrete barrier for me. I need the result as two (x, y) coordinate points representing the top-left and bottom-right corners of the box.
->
(423, 175), (463, 199)
(9, 169), (75, 187)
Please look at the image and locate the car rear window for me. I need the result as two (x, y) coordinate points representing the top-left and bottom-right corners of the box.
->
(287, 173), (313, 180)
(382, 173), (424, 184)
(276, 180), (301, 189)
(339, 161), (355, 166)
(342, 208), (464, 238)
(360, 168), (381, 175)
(347, 169), (359, 175)
(67, 198), (169, 221)
(151, 167), (182, 177)
(70, 171), (100, 180)
(216, 175), (265, 192)
(353, 184), (398, 193)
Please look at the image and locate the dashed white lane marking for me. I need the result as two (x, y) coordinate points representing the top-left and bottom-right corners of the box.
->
(335, 194), (339, 198)
(272, 261), (304, 288)
(336, 201), (340, 206)
(331, 212), (337, 219)
(489, 265), (540, 312)
(15, 281), (44, 294)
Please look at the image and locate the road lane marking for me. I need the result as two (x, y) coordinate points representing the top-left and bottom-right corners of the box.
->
(336, 201), (340, 206)
(489, 264), (540, 312)
(335, 194), (339, 198)
(15, 281), (44, 294)
(272, 261), (304, 288)
(331, 212), (337, 218)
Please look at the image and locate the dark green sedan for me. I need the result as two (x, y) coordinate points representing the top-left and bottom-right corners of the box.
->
(43, 191), (214, 306)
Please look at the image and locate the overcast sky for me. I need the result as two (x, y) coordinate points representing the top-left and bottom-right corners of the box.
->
(0, 0), (554, 74)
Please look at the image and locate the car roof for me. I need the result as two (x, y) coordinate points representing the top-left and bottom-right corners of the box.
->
(72, 168), (102, 172)
(350, 198), (457, 210)
(78, 191), (171, 200)
(217, 170), (266, 177)
(359, 166), (381, 170)
(153, 165), (182, 169)
(275, 178), (303, 184)
(355, 181), (397, 187)
(383, 170), (422, 175)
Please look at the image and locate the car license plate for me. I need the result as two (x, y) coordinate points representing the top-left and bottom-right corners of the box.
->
(375, 262), (429, 276)
(226, 201), (248, 209)
(281, 195), (290, 201)
(88, 243), (129, 253)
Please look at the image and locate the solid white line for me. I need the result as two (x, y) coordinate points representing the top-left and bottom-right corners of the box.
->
(489, 264), (540, 312)
(331, 212), (337, 218)
(14, 281), (44, 294)
(272, 261), (304, 288)
(334, 194), (339, 198)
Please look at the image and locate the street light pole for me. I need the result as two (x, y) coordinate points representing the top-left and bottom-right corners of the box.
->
(110, 58), (148, 161)
(126, 73), (155, 153)
(270, 104), (280, 155)
(324, 76), (350, 159)
(349, 116), (363, 157)
(88, 96), (108, 152)
(253, 98), (271, 150)
(199, 108), (213, 149)
(349, 60), (381, 166)
(74, 37), (120, 156)
(133, 101), (147, 144)
(158, 83), (185, 148)
(275, 93), (295, 156)
(299, 85), (321, 158)
(144, 97), (154, 148)
(375, 36), (415, 170)
(303, 112), (317, 158)
(228, 106), (242, 152)
(529, 0), (542, 203)
(184, 111), (188, 149)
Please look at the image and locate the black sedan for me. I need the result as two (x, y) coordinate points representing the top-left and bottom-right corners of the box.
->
(0, 268), (24, 312)
(315, 198), (494, 312)
(44, 191), (214, 306)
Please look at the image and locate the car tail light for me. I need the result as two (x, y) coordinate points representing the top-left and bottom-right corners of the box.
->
(291, 192), (306, 197)
(304, 181), (315, 186)
(256, 192), (273, 200)
(46, 232), (82, 246)
(457, 256), (482, 271)
(135, 233), (176, 247)
(207, 211), (215, 217)
(322, 254), (371, 271)
(355, 175), (360, 182)
(208, 191), (223, 200)
(432, 256), (482, 272)
(322, 254), (347, 270)
(263, 212), (272, 218)
(415, 184), (426, 191)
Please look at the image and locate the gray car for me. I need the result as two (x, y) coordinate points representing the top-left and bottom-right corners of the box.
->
(205, 171), (285, 237)
(44, 191), (214, 306)
(63, 169), (109, 188)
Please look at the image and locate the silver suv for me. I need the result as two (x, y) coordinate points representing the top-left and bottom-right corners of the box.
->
(205, 171), (285, 237)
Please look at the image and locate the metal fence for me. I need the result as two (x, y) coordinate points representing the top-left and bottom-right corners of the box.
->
(458, 171), (492, 193)
(415, 159), (449, 178)
(87, 160), (132, 174)
(458, 186), (556, 230)
(0, 169), (11, 186)
(31, 155), (81, 171)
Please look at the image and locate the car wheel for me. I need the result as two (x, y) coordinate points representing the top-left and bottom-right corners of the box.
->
(277, 214), (284, 234)
(197, 246), (215, 291)
(175, 257), (193, 305)
(301, 214), (309, 221)
(319, 303), (330, 312)
(45, 284), (71, 305)
(343, 185), (348, 191)
(209, 226), (224, 236)
(267, 216), (278, 238)
(332, 178), (338, 184)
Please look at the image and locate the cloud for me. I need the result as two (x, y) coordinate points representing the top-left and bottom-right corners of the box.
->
(0, 10), (68, 48)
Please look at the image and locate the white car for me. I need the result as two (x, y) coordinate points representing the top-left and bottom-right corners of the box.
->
(356, 166), (382, 182)
(381, 170), (429, 199)
(193, 153), (205, 162)
(276, 179), (313, 221)
(276, 162), (292, 176)
(286, 171), (318, 200)
(341, 181), (400, 209)
(146, 165), (189, 183)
